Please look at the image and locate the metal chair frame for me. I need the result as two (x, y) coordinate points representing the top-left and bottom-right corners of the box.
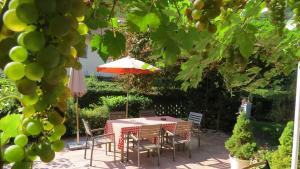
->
(188, 112), (203, 147)
(82, 119), (116, 166)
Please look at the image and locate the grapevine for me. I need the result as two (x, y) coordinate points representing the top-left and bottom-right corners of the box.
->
(269, 0), (286, 34)
(0, 0), (88, 167)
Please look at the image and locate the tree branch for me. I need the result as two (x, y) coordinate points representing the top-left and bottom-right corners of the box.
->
(108, 0), (117, 21)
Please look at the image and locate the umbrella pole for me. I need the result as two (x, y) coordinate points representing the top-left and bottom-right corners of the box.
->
(126, 90), (129, 118)
(76, 96), (80, 144)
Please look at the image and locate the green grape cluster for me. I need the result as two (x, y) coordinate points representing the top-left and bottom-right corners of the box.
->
(1, 0), (88, 167)
(269, 0), (286, 34)
(289, 0), (300, 22)
(185, 0), (222, 33)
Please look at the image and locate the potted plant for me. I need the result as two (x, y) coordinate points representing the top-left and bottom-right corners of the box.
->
(225, 112), (257, 169)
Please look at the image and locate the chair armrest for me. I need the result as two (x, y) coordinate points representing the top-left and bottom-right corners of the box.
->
(129, 134), (138, 141)
(94, 133), (115, 139)
(165, 130), (174, 137)
(91, 128), (105, 133)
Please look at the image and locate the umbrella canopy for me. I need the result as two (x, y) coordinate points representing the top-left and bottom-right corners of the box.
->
(68, 68), (87, 97)
(68, 68), (87, 144)
(97, 56), (160, 74)
(97, 56), (160, 118)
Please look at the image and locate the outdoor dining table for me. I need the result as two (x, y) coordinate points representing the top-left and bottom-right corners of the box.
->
(104, 116), (185, 162)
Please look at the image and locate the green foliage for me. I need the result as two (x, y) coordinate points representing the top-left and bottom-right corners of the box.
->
(0, 114), (21, 146)
(225, 112), (257, 160)
(101, 95), (152, 117)
(65, 100), (108, 136)
(270, 121), (295, 169)
(251, 120), (284, 146)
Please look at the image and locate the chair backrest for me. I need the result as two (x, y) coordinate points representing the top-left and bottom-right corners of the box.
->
(82, 119), (93, 136)
(109, 111), (126, 120)
(188, 112), (203, 126)
(175, 121), (192, 135)
(139, 109), (156, 117)
(138, 124), (161, 140)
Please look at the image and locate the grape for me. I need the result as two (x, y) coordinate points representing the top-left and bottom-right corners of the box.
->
(9, 46), (28, 62)
(66, 15), (79, 29)
(70, 0), (87, 17)
(22, 106), (35, 117)
(35, 0), (56, 14)
(16, 78), (37, 95)
(208, 24), (217, 33)
(70, 46), (77, 57)
(37, 143), (55, 162)
(43, 120), (54, 131)
(50, 16), (71, 36)
(25, 62), (45, 81)
(34, 99), (48, 112)
(0, 38), (16, 69)
(43, 68), (66, 85)
(3, 9), (27, 32)
(192, 10), (201, 20)
(12, 161), (32, 169)
(48, 133), (61, 142)
(195, 21), (206, 31)
(25, 120), (43, 136)
(21, 93), (39, 106)
(16, 3), (39, 24)
(4, 145), (24, 162)
(57, 42), (71, 55)
(53, 124), (66, 136)
(74, 41), (86, 57)
(17, 31), (28, 46)
(14, 134), (28, 147)
(9, 0), (34, 9)
(63, 29), (81, 45)
(4, 62), (25, 81)
(40, 149), (55, 162)
(22, 117), (32, 127)
(48, 110), (65, 125)
(37, 46), (60, 69)
(23, 30), (45, 52)
(194, 0), (205, 10)
(77, 22), (88, 35)
(51, 140), (64, 152)
(77, 16), (85, 22)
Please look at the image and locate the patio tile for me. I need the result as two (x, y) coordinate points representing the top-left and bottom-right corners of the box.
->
(30, 130), (230, 169)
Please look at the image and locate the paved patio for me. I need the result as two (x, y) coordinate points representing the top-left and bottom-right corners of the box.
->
(31, 130), (230, 169)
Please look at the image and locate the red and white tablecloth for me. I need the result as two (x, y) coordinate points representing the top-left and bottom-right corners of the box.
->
(104, 116), (185, 150)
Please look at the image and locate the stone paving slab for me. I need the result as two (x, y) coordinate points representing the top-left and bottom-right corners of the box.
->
(27, 130), (230, 169)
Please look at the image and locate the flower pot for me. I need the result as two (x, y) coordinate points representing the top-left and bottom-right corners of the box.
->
(229, 155), (250, 169)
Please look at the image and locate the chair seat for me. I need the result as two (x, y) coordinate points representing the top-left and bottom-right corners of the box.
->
(96, 137), (113, 144)
(131, 140), (158, 151)
(166, 135), (189, 144)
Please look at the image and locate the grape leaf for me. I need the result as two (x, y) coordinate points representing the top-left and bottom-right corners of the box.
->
(236, 29), (255, 58)
(0, 114), (21, 146)
(102, 30), (126, 58)
(90, 34), (101, 51)
(163, 39), (181, 65)
(127, 13), (161, 32)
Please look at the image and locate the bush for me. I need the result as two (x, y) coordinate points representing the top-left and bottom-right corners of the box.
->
(225, 112), (257, 160)
(251, 120), (284, 146)
(65, 99), (109, 137)
(271, 121), (296, 169)
(101, 95), (152, 117)
(0, 74), (19, 118)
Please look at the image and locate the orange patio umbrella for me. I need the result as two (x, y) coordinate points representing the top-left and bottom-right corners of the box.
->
(97, 56), (160, 118)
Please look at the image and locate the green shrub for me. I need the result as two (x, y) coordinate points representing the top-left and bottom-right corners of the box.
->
(251, 120), (284, 146)
(65, 99), (109, 137)
(101, 95), (152, 117)
(271, 121), (296, 169)
(225, 112), (257, 160)
(0, 74), (19, 118)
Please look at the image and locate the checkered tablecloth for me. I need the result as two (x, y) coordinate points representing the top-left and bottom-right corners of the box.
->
(104, 116), (185, 150)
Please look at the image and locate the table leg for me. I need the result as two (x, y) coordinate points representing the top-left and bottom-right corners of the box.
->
(109, 143), (111, 152)
(121, 147), (124, 162)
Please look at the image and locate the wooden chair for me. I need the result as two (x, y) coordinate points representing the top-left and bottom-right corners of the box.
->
(139, 109), (156, 117)
(163, 121), (192, 161)
(82, 119), (116, 166)
(126, 124), (161, 167)
(188, 112), (203, 147)
(109, 111), (126, 120)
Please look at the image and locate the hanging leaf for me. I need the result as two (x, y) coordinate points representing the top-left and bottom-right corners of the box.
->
(236, 29), (255, 58)
(0, 114), (22, 146)
(90, 34), (101, 51)
(102, 30), (126, 58)
(127, 12), (161, 32)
